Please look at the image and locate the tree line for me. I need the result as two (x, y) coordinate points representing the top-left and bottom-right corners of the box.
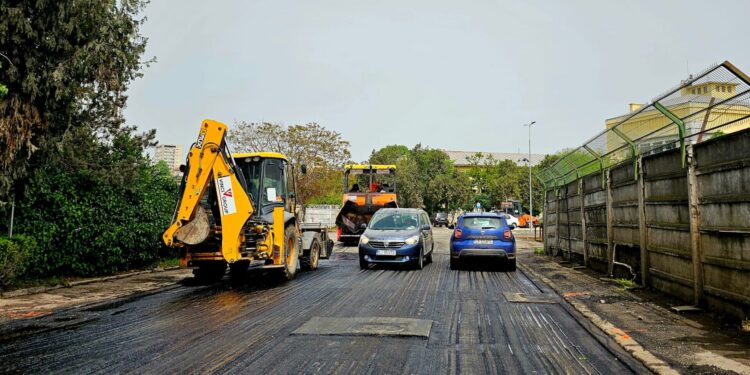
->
(0, 1), (173, 286)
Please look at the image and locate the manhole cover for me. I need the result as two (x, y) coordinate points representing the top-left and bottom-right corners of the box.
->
(292, 317), (432, 338)
(504, 292), (559, 304)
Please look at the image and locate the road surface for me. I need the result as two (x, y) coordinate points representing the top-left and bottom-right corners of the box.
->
(0, 228), (639, 374)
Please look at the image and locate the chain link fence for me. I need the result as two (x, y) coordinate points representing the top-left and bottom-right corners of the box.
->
(537, 61), (750, 188)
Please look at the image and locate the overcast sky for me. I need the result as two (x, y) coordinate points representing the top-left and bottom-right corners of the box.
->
(124, 0), (750, 162)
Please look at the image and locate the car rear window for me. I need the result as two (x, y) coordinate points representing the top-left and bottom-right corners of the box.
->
(461, 217), (503, 229)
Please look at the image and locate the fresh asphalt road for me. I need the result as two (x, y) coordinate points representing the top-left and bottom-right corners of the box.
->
(0, 228), (639, 374)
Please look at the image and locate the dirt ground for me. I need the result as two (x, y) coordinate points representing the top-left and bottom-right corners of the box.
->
(0, 269), (192, 324)
(515, 238), (750, 375)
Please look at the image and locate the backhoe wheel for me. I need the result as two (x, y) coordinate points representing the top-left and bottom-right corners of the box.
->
(301, 237), (321, 271)
(279, 225), (299, 281)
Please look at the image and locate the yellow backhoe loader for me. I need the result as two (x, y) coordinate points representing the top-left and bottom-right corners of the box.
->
(163, 120), (332, 281)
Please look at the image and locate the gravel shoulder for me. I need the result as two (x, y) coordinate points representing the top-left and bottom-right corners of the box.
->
(0, 268), (192, 324)
(516, 238), (750, 375)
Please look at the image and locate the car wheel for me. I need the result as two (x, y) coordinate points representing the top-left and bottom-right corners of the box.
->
(359, 256), (369, 270)
(415, 249), (424, 270)
(450, 257), (460, 270)
(425, 251), (433, 264)
(506, 258), (517, 272)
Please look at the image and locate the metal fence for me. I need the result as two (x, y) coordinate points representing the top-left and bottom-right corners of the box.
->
(537, 61), (750, 188)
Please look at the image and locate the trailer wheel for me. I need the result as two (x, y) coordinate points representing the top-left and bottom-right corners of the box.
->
(301, 237), (321, 271)
(278, 225), (299, 281)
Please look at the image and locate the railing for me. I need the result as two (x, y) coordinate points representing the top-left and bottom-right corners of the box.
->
(537, 61), (750, 189)
(536, 61), (750, 321)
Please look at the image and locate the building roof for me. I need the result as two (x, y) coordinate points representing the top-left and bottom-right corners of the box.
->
(607, 93), (750, 122)
(443, 150), (546, 167)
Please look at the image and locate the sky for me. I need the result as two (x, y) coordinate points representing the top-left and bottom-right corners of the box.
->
(124, 0), (750, 162)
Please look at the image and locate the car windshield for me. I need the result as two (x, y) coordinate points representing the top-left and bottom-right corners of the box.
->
(462, 217), (503, 229)
(435, 213), (447, 218)
(369, 212), (420, 230)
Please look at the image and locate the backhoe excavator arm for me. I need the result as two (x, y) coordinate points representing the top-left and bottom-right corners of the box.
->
(162, 120), (253, 263)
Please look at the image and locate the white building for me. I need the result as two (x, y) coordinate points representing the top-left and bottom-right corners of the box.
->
(154, 144), (183, 175)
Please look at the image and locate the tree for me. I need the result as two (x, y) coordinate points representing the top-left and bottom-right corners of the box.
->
(369, 145), (410, 165)
(228, 121), (351, 204)
(369, 144), (471, 212)
(0, 1), (182, 281)
(393, 154), (423, 209)
(0, 1), (151, 202)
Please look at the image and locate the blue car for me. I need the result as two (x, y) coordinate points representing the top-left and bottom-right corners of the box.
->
(358, 208), (434, 270)
(449, 213), (516, 271)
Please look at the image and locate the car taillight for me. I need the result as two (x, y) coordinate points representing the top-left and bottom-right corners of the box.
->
(503, 230), (512, 240)
(454, 228), (463, 239)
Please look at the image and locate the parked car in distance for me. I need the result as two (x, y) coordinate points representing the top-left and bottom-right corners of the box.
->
(449, 212), (516, 271)
(498, 213), (519, 229)
(432, 212), (448, 227)
(359, 208), (434, 270)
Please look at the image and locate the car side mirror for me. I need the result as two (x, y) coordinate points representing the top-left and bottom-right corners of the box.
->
(422, 224), (431, 231)
(179, 164), (186, 173)
(300, 164), (307, 174)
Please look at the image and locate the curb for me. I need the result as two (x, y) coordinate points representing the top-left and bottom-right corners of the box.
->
(519, 263), (678, 375)
(0, 266), (182, 299)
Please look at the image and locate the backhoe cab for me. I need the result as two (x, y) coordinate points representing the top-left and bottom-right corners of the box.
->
(335, 164), (398, 243)
(163, 120), (328, 282)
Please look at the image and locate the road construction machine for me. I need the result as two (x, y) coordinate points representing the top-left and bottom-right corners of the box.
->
(335, 164), (398, 243)
(163, 119), (332, 281)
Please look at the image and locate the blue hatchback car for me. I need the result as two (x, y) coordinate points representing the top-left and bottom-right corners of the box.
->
(449, 213), (516, 270)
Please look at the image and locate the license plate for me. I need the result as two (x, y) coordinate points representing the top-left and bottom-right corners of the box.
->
(474, 239), (493, 245)
(376, 249), (397, 256)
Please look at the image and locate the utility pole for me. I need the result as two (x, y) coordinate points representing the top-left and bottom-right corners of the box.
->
(523, 121), (536, 230)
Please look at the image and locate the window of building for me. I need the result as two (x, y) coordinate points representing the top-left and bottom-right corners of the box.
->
(704, 86), (708, 94)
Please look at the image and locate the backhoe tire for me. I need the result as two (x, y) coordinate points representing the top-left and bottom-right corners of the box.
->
(278, 225), (299, 281)
(301, 237), (321, 271)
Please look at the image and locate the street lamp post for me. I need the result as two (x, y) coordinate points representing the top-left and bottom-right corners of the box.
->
(523, 121), (536, 230)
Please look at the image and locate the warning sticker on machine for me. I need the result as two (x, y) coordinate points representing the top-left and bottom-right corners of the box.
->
(217, 176), (237, 215)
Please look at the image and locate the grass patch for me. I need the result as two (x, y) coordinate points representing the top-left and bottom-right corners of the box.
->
(154, 257), (180, 269)
(613, 278), (637, 289)
(534, 247), (545, 255)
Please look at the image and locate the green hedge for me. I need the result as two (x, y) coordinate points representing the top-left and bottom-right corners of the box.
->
(10, 162), (177, 279)
(0, 234), (37, 286)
